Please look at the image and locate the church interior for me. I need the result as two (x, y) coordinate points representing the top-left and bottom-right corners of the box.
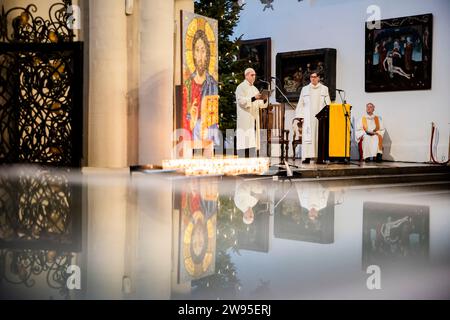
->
(0, 0), (449, 300)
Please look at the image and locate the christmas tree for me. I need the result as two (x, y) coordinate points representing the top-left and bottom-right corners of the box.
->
(194, 0), (248, 132)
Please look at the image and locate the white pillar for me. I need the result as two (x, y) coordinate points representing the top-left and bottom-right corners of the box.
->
(88, 0), (128, 167)
(139, 0), (174, 165)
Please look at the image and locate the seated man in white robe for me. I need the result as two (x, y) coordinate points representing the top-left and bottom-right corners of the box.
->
(355, 102), (385, 162)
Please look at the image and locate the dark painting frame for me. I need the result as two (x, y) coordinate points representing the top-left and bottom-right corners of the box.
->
(275, 48), (336, 102)
(237, 205), (270, 253)
(239, 37), (271, 91)
(362, 202), (429, 270)
(365, 13), (433, 92)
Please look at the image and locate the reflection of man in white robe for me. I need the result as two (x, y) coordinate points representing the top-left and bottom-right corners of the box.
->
(293, 72), (331, 163)
(295, 182), (330, 221)
(234, 179), (265, 224)
(355, 102), (385, 162)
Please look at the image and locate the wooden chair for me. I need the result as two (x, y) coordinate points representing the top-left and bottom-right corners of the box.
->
(266, 103), (289, 162)
(292, 117), (303, 159)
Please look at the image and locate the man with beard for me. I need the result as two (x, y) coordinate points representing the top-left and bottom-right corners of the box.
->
(182, 29), (219, 144)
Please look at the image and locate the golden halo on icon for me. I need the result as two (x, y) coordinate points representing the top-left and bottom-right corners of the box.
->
(183, 210), (215, 277)
(185, 17), (217, 78)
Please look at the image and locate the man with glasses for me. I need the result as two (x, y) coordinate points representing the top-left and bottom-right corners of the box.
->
(293, 72), (330, 164)
(235, 68), (268, 157)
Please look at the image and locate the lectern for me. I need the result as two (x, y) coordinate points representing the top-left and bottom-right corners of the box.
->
(316, 103), (352, 164)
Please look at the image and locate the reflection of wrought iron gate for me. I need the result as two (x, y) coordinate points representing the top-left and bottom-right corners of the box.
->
(0, 42), (83, 166)
(0, 2), (83, 299)
(0, 167), (82, 298)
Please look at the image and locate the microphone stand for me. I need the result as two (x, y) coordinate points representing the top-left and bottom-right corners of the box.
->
(271, 78), (296, 110)
(259, 79), (272, 159)
(271, 79), (297, 167)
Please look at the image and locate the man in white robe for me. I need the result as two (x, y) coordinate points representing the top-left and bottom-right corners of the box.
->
(234, 179), (265, 224)
(235, 68), (268, 157)
(294, 182), (345, 230)
(293, 72), (331, 164)
(295, 182), (330, 223)
(355, 102), (385, 162)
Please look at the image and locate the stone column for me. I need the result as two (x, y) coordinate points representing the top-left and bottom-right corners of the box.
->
(139, 0), (174, 165)
(88, 0), (128, 167)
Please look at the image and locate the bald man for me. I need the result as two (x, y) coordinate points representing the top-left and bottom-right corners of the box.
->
(355, 102), (385, 162)
(235, 68), (268, 157)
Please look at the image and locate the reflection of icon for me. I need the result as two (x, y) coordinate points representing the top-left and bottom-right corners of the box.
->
(177, 178), (218, 283)
(183, 210), (215, 277)
(362, 202), (429, 270)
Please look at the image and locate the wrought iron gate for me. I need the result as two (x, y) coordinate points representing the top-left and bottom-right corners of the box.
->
(0, 1), (83, 167)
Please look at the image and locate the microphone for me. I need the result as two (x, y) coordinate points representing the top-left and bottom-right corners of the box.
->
(259, 79), (271, 84)
(336, 88), (345, 92)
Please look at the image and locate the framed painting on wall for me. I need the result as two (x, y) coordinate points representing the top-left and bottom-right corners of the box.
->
(365, 13), (433, 92)
(275, 48), (336, 102)
(239, 37), (272, 91)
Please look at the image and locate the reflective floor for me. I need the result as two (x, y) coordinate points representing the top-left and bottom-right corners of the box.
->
(0, 165), (449, 300)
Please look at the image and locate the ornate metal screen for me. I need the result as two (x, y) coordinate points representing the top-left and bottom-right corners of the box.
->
(0, 1), (83, 167)
(0, 43), (83, 166)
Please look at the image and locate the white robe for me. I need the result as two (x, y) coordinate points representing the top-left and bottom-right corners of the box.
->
(355, 114), (385, 158)
(234, 180), (264, 213)
(295, 182), (329, 211)
(294, 83), (330, 159)
(236, 80), (268, 150)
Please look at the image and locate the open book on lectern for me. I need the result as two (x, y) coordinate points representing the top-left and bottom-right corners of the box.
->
(259, 89), (273, 100)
